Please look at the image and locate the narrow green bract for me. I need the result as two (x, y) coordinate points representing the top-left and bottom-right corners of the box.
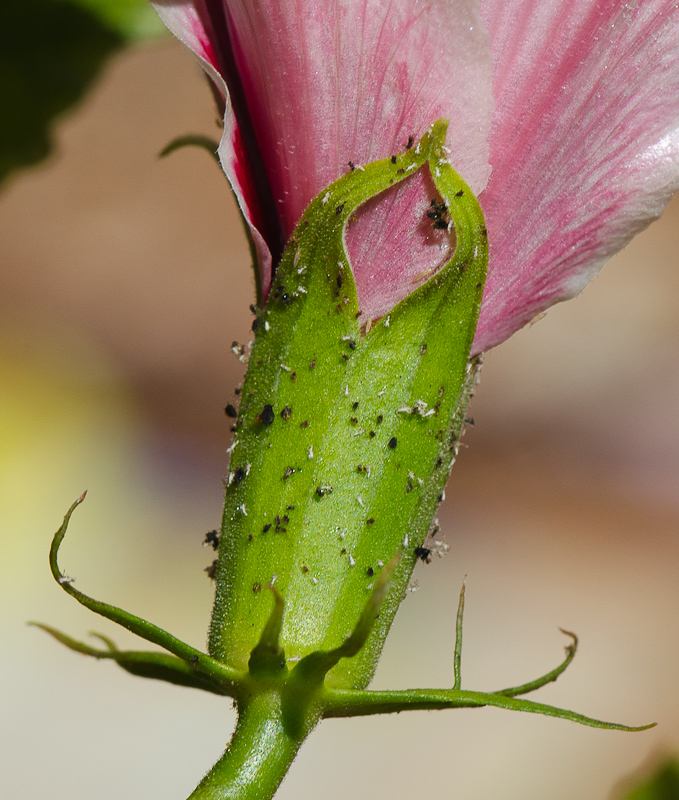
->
(209, 120), (487, 688)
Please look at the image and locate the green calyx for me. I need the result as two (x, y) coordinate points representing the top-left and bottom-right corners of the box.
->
(35, 123), (654, 800)
(210, 120), (486, 687)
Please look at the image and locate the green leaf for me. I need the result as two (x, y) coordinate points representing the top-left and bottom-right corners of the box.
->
(0, 0), (165, 187)
(617, 759), (679, 800)
(64, 0), (166, 41)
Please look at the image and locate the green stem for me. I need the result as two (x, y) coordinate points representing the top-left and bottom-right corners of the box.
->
(188, 689), (320, 800)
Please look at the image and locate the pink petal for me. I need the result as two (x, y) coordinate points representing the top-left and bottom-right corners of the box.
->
(474, 0), (679, 353)
(153, 0), (277, 292)
(225, 0), (492, 233)
(346, 166), (455, 321)
(153, 0), (494, 305)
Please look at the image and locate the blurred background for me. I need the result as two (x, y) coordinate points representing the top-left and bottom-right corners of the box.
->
(1, 35), (678, 800)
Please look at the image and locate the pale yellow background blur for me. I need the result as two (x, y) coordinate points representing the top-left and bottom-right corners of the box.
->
(1, 41), (678, 799)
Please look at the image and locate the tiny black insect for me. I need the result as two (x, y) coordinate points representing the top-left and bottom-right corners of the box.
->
(203, 529), (220, 550)
(258, 404), (275, 425)
(426, 198), (450, 230)
(232, 466), (245, 485)
(352, 401), (359, 411)
(280, 406), (292, 420)
(224, 403), (238, 418)
(390, 155), (397, 164)
(204, 560), (218, 580)
(414, 546), (432, 564)
(388, 437), (398, 449)
(406, 135), (415, 149)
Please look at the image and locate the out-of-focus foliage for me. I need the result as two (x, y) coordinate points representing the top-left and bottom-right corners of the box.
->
(619, 759), (679, 800)
(65, 0), (166, 40)
(0, 0), (165, 186)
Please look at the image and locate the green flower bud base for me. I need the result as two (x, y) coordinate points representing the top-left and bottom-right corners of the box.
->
(34, 123), (654, 800)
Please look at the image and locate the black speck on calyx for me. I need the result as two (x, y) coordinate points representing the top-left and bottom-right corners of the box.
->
(388, 437), (398, 449)
(415, 546), (432, 564)
(203, 530), (220, 550)
(258, 404), (275, 425)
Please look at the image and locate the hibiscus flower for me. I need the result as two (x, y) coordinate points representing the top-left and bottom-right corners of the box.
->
(153, 0), (679, 353)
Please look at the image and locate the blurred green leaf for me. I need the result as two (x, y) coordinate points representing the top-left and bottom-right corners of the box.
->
(0, 0), (165, 187)
(65, 0), (166, 40)
(619, 759), (679, 800)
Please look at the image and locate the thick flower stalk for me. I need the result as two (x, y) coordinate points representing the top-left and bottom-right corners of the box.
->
(36, 1), (679, 798)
